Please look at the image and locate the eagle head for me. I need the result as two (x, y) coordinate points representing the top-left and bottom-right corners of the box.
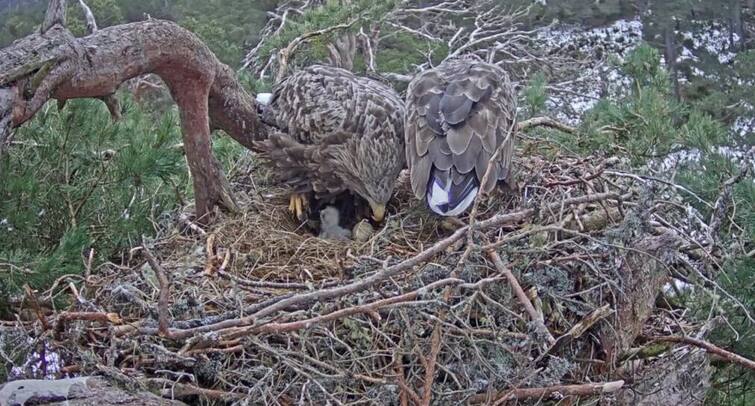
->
(334, 135), (404, 223)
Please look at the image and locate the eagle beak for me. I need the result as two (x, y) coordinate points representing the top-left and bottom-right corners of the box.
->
(369, 202), (386, 222)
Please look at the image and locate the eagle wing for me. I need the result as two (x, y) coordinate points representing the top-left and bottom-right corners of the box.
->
(405, 58), (516, 216)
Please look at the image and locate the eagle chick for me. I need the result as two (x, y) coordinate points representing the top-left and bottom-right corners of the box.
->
(318, 206), (352, 241)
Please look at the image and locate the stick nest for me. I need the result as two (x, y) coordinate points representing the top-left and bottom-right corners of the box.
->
(6, 138), (737, 405)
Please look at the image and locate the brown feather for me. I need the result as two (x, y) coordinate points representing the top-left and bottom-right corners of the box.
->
(259, 65), (405, 208)
(405, 55), (517, 201)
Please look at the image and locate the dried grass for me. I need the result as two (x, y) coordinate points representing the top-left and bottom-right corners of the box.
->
(5, 138), (744, 405)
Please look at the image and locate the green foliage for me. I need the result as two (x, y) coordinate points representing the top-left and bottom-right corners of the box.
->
(66, 0), (125, 36)
(561, 43), (726, 163)
(0, 99), (193, 313)
(172, 0), (274, 66)
(258, 0), (401, 73)
(563, 42), (754, 406)
(523, 71), (548, 115)
(0, 0), (274, 67)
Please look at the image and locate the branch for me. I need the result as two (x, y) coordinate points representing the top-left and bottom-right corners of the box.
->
(275, 19), (357, 82)
(140, 242), (171, 338)
(468, 380), (625, 403)
(0, 87), (13, 153)
(42, 0), (67, 33)
(226, 278), (464, 337)
(54, 311), (121, 333)
(77, 0), (97, 34)
(645, 335), (755, 371)
(517, 116), (578, 134)
(486, 249), (556, 346)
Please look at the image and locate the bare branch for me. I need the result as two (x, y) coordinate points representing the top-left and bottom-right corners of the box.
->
(517, 116), (579, 134)
(77, 0), (98, 34)
(42, 0), (67, 33)
(140, 242), (172, 338)
(276, 19), (357, 81)
(646, 335), (755, 372)
(468, 380), (625, 403)
(486, 249), (556, 346)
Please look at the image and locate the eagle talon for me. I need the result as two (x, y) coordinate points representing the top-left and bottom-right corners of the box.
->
(289, 194), (307, 221)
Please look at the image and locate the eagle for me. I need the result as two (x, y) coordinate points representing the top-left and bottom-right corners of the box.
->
(255, 65), (406, 223)
(405, 55), (517, 216)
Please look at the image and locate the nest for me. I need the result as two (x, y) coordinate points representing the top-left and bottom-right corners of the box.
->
(5, 138), (738, 405)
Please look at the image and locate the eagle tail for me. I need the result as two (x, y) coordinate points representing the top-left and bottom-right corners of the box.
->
(426, 168), (479, 217)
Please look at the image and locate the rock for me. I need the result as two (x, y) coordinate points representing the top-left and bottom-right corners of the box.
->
(0, 377), (186, 406)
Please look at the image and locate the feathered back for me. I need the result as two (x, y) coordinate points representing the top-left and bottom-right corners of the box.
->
(405, 56), (517, 216)
(259, 65), (406, 207)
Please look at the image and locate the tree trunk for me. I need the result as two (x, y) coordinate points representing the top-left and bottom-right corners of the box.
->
(664, 27), (681, 101)
(599, 231), (682, 364)
(0, 7), (266, 223)
(732, 0), (745, 50)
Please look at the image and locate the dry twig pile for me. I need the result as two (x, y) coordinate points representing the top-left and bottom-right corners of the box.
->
(8, 137), (751, 405)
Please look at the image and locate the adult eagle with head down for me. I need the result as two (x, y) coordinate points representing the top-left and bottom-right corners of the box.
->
(405, 55), (517, 216)
(256, 65), (405, 223)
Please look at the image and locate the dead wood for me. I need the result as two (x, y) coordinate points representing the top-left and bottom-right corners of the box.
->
(6, 149), (732, 403)
(645, 335), (755, 371)
(140, 243), (172, 338)
(469, 380), (625, 403)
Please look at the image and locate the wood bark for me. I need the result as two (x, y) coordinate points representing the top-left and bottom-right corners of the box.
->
(599, 231), (682, 367)
(0, 4), (267, 222)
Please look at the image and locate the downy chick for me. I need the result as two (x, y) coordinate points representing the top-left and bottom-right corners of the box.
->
(318, 206), (352, 241)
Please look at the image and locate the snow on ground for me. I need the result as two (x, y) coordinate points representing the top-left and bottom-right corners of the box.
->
(537, 18), (644, 124)
(538, 15), (752, 160)
(680, 21), (740, 64)
(10, 342), (62, 379)
(656, 145), (755, 173)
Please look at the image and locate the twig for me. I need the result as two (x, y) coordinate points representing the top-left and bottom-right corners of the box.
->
(24, 285), (51, 330)
(140, 241), (171, 338)
(396, 354), (422, 406)
(517, 116), (579, 134)
(486, 249), (556, 346)
(55, 311), (121, 333)
(468, 380), (625, 403)
(146, 378), (244, 401)
(420, 322), (443, 405)
(645, 335), (755, 371)
(276, 19), (358, 81)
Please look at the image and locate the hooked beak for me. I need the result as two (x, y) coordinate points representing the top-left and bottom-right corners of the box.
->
(369, 202), (386, 223)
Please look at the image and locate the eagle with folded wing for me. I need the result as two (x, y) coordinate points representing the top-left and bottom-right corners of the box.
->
(256, 65), (406, 223)
(405, 55), (517, 216)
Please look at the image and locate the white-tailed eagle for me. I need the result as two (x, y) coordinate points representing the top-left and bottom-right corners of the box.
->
(256, 65), (406, 222)
(405, 55), (517, 216)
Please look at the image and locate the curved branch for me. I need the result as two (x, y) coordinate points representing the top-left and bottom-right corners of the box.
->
(1, 19), (267, 221)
